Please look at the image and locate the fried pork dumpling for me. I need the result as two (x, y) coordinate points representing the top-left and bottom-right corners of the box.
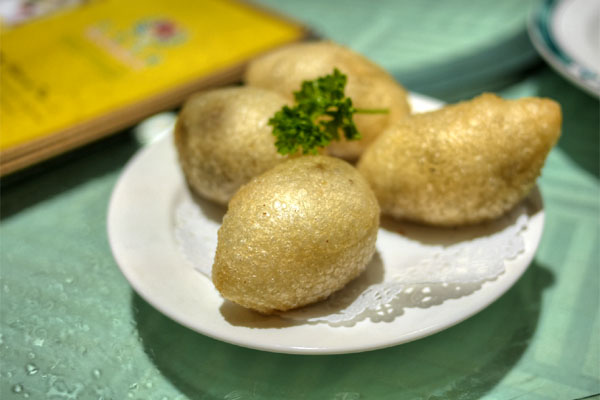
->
(212, 156), (380, 314)
(174, 87), (289, 205)
(358, 93), (562, 226)
(245, 41), (411, 160)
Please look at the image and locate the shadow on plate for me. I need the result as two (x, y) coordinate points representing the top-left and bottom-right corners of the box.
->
(219, 300), (301, 329)
(185, 183), (227, 224)
(380, 187), (542, 247)
(132, 261), (554, 399)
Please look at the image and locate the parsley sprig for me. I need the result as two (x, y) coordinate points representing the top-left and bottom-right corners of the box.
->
(268, 68), (388, 155)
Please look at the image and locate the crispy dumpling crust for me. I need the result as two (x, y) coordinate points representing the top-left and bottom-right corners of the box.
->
(174, 87), (289, 205)
(358, 93), (562, 226)
(213, 156), (380, 314)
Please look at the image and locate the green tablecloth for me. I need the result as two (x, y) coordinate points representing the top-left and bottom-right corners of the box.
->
(1, 1), (599, 399)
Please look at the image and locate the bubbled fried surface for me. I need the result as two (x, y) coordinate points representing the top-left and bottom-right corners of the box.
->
(174, 87), (290, 205)
(358, 93), (562, 226)
(244, 41), (411, 160)
(212, 156), (380, 314)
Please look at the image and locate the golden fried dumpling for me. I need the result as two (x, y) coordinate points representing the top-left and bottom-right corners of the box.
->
(358, 93), (562, 226)
(245, 41), (411, 160)
(213, 156), (380, 314)
(174, 87), (289, 205)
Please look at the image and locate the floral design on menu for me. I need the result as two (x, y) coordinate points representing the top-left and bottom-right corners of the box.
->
(86, 17), (188, 70)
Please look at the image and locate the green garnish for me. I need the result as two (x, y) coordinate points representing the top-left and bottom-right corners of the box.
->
(268, 68), (388, 155)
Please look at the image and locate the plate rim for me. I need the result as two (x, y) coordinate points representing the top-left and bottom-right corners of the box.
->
(527, 0), (600, 97)
(107, 93), (545, 355)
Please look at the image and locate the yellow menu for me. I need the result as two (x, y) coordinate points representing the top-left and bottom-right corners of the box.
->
(0, 0), (306, 175)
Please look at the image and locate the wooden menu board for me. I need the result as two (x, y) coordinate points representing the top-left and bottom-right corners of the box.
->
(0, 0), (307, 175)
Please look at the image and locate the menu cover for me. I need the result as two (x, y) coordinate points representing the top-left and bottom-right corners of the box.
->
(0, 0), (307, 175)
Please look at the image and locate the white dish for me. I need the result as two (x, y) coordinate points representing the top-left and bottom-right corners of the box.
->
(108, 93), (545, 354)
(528, 0), (600, 97)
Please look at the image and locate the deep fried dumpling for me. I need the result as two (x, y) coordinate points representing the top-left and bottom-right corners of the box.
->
(174, 87), (289, 205)
(358, 93), (562, 226)
(213, 156), (380, 313)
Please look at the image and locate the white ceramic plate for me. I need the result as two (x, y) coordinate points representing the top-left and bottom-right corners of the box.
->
(108, 94), (545, 354)
(528, 0), (600, 97)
